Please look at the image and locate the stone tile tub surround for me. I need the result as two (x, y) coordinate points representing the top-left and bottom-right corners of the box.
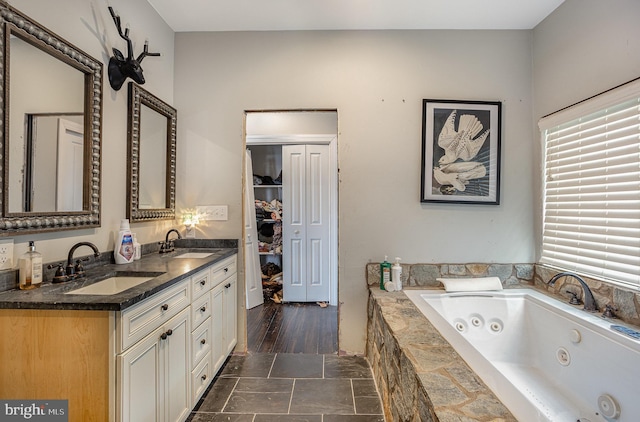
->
(365, 262), (640, 420)
(367, 261), (640, 328)
(366, 288), (516, 421)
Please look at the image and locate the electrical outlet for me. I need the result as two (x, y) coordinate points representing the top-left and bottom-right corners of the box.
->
(0, 239), (14, 270)
(196, 205), (228, 221)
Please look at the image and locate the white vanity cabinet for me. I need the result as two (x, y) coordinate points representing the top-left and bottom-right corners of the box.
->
(116, 279), (192, 422)
(190, 254), (238, 406)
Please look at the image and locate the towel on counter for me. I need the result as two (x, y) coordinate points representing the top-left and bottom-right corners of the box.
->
(437, 277), (503, 292)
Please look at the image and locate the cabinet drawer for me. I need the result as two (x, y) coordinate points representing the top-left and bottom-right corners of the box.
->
(117, 279), (190, 353)
(191, 317), (212, 367)
(211, 255), (237, 287)
(191, 293), (212, 331)
(190, 267), (212, 301)
(191, 352), (212, 407)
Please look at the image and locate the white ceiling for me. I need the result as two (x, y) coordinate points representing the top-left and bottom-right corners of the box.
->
(146, 0), (566, 32)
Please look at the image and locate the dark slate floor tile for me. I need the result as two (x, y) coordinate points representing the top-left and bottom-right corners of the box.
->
(194, 377), (238, 412)
(224, 391), (292, 413)
(254, 415), (322, 422)
(352, 379), (382, 414)
(323, 416), (385, 422)
(290, 379), (354, 414)
(235, 377), (294, 393)
(324, 355), (372, 379)
(187, 413), (255, 422)
(270, 353), (324, 378)
(220, 353), (276, 378)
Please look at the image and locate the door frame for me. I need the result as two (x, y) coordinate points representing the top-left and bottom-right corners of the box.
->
(244, 133), (338, 306)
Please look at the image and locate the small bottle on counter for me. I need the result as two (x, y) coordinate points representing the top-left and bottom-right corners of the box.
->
(392, 257), (403, 291)
(133, 233), (141, 260)
(19, 241), (43, 290)
(380, 256), (391, 291)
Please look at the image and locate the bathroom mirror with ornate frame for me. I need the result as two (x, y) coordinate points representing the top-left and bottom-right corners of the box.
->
(127, 82), (176, 222)
(0, 1), (103, 235)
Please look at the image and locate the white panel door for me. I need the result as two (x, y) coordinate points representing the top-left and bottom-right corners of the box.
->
(283, 145), (306, 301)
(283, 144), (331, 302)
(244, 150), (264, 309)
(305, 144), (331, 302)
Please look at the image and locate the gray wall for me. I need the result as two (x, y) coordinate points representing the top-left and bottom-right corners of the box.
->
(175, 30), (536, 353)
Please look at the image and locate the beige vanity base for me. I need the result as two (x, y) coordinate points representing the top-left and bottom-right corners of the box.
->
(0, 309), (111, 422)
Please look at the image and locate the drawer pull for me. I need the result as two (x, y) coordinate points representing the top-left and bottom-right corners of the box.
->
(161, 304), (169, 311)
(200, 280), (206, 286)
(200, 306), (206, 312)
(224, 283), (231, 289)
(200, 338), (206, 345)
(201, 374), (207, 381)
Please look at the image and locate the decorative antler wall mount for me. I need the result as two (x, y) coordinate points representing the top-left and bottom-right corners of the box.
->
(108, 7), (160, 91)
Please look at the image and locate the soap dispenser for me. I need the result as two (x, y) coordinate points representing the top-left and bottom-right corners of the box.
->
(392, 257), (403, 291)
(19, 241), (43, 290)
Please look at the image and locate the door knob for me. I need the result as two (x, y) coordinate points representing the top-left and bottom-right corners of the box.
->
(294, 230), (300, 234)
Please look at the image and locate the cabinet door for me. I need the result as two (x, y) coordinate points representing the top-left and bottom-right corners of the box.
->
(210, 283), (226, 375)
(118, 327), (162, 422)
(163, 307), (191, 422)
(223, 274), (238, 355)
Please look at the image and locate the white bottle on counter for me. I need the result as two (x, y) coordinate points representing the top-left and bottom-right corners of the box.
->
(392, 257), (402, 291)
(114, 219), (134, 264)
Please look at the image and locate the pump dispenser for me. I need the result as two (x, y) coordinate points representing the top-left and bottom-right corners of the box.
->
(392, 257), (403, 291)
(19, 241), (43, 290)
(380, 256), (391, 290)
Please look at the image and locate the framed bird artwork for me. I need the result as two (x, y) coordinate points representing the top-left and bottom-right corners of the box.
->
(421, 99), (502, 204)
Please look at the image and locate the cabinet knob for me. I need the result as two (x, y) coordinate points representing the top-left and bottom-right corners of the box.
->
(200, 280), (206, 286)
(200, 338), (206, 345)
(201, 374), (207, 381)
(160, 332), (168, 340)
(161, 304), (169, 311)
(224, 268), (228, 273)
(224, 283), (231, 289)
(200, 306), (207, 312)
(166, 329), (173, 336)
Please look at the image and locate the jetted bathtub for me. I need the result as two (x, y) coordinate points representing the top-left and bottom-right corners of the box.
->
(404, 289), (640, 422)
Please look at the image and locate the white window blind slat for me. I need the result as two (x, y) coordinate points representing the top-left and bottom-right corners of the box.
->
(541, 90), (640, 290)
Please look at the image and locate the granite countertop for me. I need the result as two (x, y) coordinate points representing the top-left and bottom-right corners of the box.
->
(0, 247), (237, 311)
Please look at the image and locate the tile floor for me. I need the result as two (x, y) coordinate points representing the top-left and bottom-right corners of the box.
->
(187, 353), (385, 422)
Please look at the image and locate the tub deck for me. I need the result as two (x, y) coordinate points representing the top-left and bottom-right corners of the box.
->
(366, 287), (516, 421)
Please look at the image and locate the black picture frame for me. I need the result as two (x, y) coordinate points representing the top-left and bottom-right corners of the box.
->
(421, 99), (502, 205)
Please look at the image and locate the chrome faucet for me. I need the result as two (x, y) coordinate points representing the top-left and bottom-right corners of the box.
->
(159, 229), (182, 254)
(547, 272), (598, 312)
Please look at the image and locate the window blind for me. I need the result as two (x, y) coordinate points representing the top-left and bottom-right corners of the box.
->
(539, 82), (640, 289)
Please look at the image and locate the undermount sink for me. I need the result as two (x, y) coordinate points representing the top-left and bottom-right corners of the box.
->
(173, 252), (213, 259)
(65, 272), (165, 295)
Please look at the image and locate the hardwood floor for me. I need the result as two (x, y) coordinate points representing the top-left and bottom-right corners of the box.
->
(247, 300), (338, 354)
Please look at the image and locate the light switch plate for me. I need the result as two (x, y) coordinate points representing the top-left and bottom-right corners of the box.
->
(0, 239), (14, 270)
(197, 205), (228, 221)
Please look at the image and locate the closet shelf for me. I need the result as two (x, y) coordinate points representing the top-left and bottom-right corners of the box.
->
(259, 251), (282, 256)
(253, 185), (282, 188)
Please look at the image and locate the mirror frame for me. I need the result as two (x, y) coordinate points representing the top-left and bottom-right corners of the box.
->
(127, 82), (176, 222)
(0, 1), (103, 235)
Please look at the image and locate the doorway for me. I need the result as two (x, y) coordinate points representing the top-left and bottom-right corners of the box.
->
(243, 110), (339, 353)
